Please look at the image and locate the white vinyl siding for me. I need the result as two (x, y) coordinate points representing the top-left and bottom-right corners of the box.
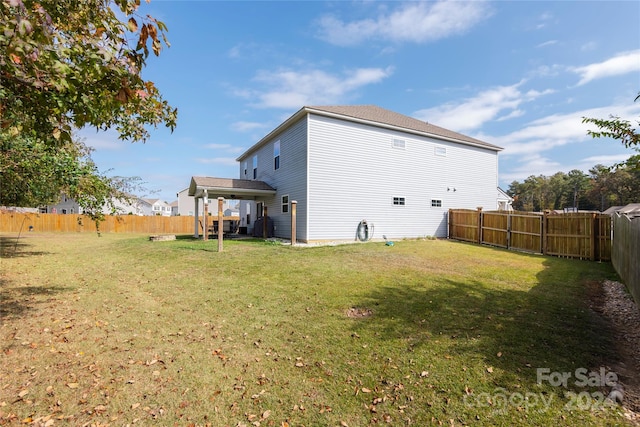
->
(238, 118), (308, 240)
(307, 114), (498, 240)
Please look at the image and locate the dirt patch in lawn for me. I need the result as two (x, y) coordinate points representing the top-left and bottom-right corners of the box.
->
(346, 306), (373, 318)
(589, 279), (640, 424)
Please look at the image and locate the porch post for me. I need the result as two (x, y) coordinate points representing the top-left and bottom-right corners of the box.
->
(263, 206), (268, 238)
(291, 200), (297, 246)
(194, 196), (200, 238)
(218, 197), (224, 252)
(203, 194), (209, 241)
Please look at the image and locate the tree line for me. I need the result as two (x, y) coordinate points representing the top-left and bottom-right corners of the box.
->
(507, 162), (640, 212)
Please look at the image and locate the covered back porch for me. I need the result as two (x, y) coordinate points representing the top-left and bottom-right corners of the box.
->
(188, 176), (277, 239)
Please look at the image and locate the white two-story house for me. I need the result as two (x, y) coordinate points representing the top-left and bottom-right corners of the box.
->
(190, 105), (503, 242)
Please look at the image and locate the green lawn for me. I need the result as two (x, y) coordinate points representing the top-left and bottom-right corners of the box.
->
(0, 233), (628, 426)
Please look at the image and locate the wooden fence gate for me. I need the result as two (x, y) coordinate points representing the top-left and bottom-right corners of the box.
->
(448, 209), (611, 261)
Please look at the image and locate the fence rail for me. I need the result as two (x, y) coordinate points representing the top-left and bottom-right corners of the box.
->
(0, 212), (238, 235)
(448, 209), (611, 261)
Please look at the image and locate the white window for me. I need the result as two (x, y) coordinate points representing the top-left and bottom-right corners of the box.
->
(431, 199), (442, 208)
(243, 161), (247, 177)
(393, 197), (405, 206)
(281, 195), (289, 213)
(274, 140), (280, 170)
(252, 155), (258, 179)
(435, 146), (447, 157)
(392, 139), (406, 149)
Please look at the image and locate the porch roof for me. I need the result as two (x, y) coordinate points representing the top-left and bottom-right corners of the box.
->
(188, 176), (276, 200)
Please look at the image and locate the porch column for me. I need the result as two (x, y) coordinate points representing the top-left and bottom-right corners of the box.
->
(217, 197), (224, 252)
(291, 200), (297, 246)
(263, 206), (268, 238)
(203, 194), (209, 241)
(194, 196), (200, 238)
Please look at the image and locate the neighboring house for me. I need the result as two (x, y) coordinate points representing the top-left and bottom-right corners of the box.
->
(44, 194), (145, 215)
(141, 198), (172, 216)
(44, 194), (81, 214)
(175, 188), (240, 216)
(603, 204), (640, 216)
(497, 187), (514, 211)
(44, 194), (177, 216)
(170, 200), (179, 216)
(190, 105), (503, 242)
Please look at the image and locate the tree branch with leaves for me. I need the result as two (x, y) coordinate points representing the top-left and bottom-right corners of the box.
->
(0, 0), (177, 144)
(582, 92), (640, 170)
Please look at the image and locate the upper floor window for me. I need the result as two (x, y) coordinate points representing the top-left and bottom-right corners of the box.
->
(435, 146), (447, 157)
(274, 140), (280, 170)
(392, 139), (406, 149)
(252, 155), (258, 179)
(243, 161), (248, 178)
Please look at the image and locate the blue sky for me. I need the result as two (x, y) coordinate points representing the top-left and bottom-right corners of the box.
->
(83, 0), (640, 202)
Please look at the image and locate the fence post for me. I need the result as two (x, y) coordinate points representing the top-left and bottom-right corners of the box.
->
(477, 207), (483, 244)
(291, 200), (297, 246)
(448, 209), (452, 239)
(506, 212), (511, 249)
(591, 213), (597, 261)
(541, 211), (547, 255)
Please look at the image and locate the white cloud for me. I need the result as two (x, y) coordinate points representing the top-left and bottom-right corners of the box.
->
(316, 1), (491, 46)
(203, 143), (244, 154)
(571, 50), (640, 86)
(244, 66), (394, 109)
(496, 103), (640, 157)
(536, 40), (558, 48)
(230, 121), (266, 132)
(413, 83), (553, 132)
(581, 154), (633, 166)
(196, 157), (239, 166)
(500, 154), (563, 183)
(79, 128), (123, 151)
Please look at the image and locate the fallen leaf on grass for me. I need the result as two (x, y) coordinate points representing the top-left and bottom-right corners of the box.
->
(66, 383), (79, 389)
(18, 390), (29, 398)
(361, 388), (372, 393)
(486, 367), (493, 374)
(261, 410), (271, 420)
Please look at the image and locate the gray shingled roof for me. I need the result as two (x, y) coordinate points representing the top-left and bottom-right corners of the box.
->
(306, 105), (502, 150)
(189, 177), (276, 196)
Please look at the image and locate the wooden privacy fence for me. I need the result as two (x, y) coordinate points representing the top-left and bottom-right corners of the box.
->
(0, 212), (237, 235)
(448, 209), (611, 261)
(611, 213), (640, 305)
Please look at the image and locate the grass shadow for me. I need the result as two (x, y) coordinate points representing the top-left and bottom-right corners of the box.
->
(0, 236), (50, 258)
(351, 251), (618, 393)
(0, 278), (71, 323)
